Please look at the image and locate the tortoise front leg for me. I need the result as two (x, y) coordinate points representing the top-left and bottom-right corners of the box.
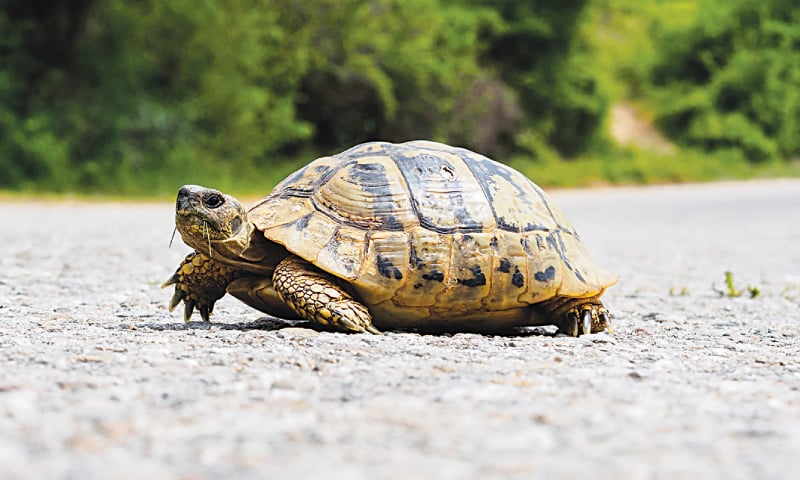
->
(162, 252), (243, 322)
(272, 255), (381, 334)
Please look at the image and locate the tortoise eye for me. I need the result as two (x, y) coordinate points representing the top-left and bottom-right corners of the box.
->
(204, 193), (224, 209)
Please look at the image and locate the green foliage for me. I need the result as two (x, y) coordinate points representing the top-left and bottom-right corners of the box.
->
(1, 0), (313, 193)
(0, 4), (76, 189)
(644, 0), (800, 161)
(466, 0), (610, 157)
(509, 145), (800, 188)
(714, 271), (761, 298)
(296, 0), (490, 148)
(1, 0), (799, 196)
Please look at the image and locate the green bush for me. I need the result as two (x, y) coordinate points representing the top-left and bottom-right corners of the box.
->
(1, 0), (611, 194)
(466, 0), (610, 158)
(646, 0), (800, 161)
(1, 0), (313, 192)
(3, 0), (798, 195)
(296, 0), (491, 149)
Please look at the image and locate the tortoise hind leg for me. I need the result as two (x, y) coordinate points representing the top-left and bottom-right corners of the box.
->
(272, 255), (381, 334)
(536, 295), (612, 337)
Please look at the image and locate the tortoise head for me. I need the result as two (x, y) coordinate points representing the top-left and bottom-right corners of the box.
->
(174, 185), (251, 257)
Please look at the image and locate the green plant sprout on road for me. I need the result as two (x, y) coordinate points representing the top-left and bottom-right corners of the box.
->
(714, 271), (761, 298)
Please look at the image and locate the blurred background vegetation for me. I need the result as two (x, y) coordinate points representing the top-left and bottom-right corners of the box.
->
(1, 0), (798, 196)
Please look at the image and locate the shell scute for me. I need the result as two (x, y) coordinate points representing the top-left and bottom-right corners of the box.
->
(486, 230), (530, 310)
(390, 227), (451, 307)
(354, 230), (410, 305)
(386, 144), (496, 233)
(313, 156), (417, 231)
(315, 225), (366, 281)
(433, 232), (494, 310)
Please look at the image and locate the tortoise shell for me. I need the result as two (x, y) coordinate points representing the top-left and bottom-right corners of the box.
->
(249, 140), (617, 328)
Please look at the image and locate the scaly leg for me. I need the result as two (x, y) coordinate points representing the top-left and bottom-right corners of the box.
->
(272, 255), (381, 334)
(162, 252), (243, 322)
(536, 295), (613, 337)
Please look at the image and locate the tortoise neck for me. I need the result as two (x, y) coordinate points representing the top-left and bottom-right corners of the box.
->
(211, 224), (287, 273)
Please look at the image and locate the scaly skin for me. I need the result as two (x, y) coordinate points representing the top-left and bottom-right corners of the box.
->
(272, 256), (381, 334)
(164, 251), (382, 333)
(536, 295), (612, 336)
(162, 252), (244, 323)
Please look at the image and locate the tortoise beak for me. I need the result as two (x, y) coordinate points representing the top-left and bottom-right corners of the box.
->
(176, 185), (203, 214)
(175, 185), (219, 227)
(174, 185), (218, 237)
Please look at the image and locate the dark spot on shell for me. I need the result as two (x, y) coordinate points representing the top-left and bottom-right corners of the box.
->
(409, 243), (424, 269)
(573, 267), (586, 283)
(548, 231), (585, 282)
(535, 235), (546, 251)
(413, 282), (423, 289)
(294, 213), (312, 231)
(341, 257), (356, 274)
(546, 234), (560, 254)
(525, 222), (547, 231)
(520, 237), (535, 256)
(459, 265), (486, 287)
(422, 270), (444, 282)
(498, 258), (512, 273)
(512, 266), (524, 288)
(377, 255), (403, 280)
(534, 266), (556, 282)
(497, 216), (513, 230)
(440, 164), (455, 179)
(453, 205), (482, 233)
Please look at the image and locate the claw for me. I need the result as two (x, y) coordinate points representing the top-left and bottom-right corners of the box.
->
(338, 316), (360, 332)
(563, 313), (579, 337)
(200, 305), (211, 323)
(600, 311), (614, 334)
(184, 299), (196, 323)
(161, 273), (179, 289)
(366, 324), (382, 335)
(582, 310), (592, 336)
(168, 289), (186, 312)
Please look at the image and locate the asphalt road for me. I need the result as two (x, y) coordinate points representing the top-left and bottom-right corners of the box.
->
(1, 179), (798, 479)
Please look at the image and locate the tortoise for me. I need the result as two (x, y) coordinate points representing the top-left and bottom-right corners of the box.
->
(164, 140), (617, 336)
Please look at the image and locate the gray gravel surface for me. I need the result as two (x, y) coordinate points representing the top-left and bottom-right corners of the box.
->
(1, 180), (799, 479)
